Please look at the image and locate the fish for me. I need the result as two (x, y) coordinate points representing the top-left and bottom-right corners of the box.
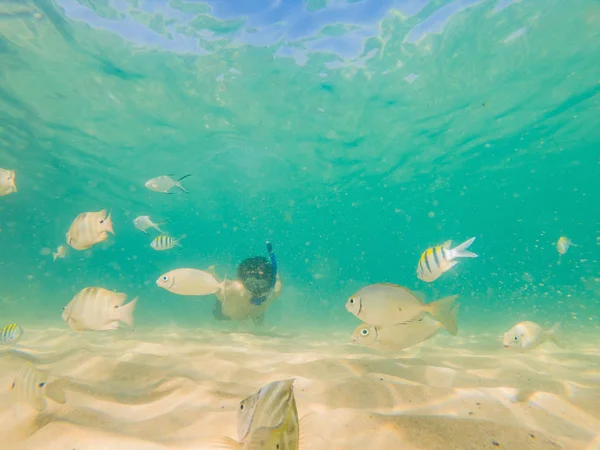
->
(10, 363), (67, 412)
(417, 237), (478, 282)
(351, 305), (460, 350)
(213, 379), (300, 450)
(214, 405), (301, 450)
(556, 236), (573, 255)
(156, 268), (226, 296)
(133, 215), (167, 235)
(0, 323), (24, 344)
(52, 244), (68, 261)
(150, 234), (184, 251)
(503, 321), (565, 351)
(0, 168), (17, 196)
(145, 174), (191, 194)
(237, 379), (296, 442)
(345, 283), (459, 334)
(61, 287), (138, 331)
(66, 209), (114, 251)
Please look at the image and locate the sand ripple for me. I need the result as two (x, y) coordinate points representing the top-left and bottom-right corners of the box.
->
(1, 328), (599, 449)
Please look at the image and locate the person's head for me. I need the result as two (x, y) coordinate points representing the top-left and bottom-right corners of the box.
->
(237, 256), (275, 298)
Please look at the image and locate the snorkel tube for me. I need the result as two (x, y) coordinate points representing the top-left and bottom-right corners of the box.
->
(249, 241), (277, 306)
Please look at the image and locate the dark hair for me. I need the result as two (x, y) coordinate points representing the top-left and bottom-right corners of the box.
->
(237, 256), (275, 297)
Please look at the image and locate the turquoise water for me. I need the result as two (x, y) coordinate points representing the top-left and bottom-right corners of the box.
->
(1, 0), (599, 337)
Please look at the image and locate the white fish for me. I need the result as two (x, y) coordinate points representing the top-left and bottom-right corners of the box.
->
(351, 306), (459, 350)
(53, 245), (67, 261)
(503, 321), (565, 351)
(156, 268), (225, 296)
(417, 237), (478, 282)
(62, 287), (138, 331)
(150, 234), (184, 251)
(66, 209), (114, 250)
(0, 168), (17, 196)
(145, 174), (191, 194)
(10, 363), (67, 412)
(133, 215), (167, 235)
(345, 283), (459, 334)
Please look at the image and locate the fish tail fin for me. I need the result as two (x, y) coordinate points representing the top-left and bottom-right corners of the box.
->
(46, 377), (68, 404)
(451, 237), (478, 259)
(105, 210), (115, 235)
(176, 174), (191, 193)
(206, 437), (242, 449)
(428, 295), (459, 335)
(547, 323), (566, 348)
(119, 297), (138, 327)
(176, 234), (186, 247)
(52, 252), (58, 261)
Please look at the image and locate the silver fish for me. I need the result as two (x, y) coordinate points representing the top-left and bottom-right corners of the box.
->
(145, 174), (191, 194)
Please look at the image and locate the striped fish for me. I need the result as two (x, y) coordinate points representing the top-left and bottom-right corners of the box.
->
(0, 323), (23, 344)
(237, 379), (296, 442)
(0, 168), (17, 196)
(10, 363), (67, 411)
(66, 209), (114, 250)
(556, 236), (573, 255)
(150, 234), (184, 251)
(417, 237), (478, 282)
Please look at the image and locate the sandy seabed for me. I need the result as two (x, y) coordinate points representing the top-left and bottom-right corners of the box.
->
(0, 326), (599, 450)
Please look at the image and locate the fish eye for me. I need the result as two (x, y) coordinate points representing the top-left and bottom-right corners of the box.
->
(513, 336), (518, 341)
(99, 219), (104, 224)
(162, 275), (168, 281)
(349, 297), (354, 304)
(240, 404), (244, 410)
(38, 382), (45, 388)
(360, 329), (369, 336)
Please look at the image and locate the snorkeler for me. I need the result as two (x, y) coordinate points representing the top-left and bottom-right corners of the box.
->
(212, 241), (281, 325)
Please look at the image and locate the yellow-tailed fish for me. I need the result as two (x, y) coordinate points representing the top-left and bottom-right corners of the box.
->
(0, 168), (17, 196)
(133, 215), (167, 235)
(417, 237), (478, 282)
(66, 209), (114, 250)
(556, 236), (573, 255)
(145, 174), (191, 194)
(150, 234), (184, 251)
(156, 268), (225, 296)
(0, 323), (24, 344)
(346, 283), (459, 334)
(10, 363), (67, 412)
(503, 321), (565, 351)
(236, 379), (296, 442)
(351, 304), (460, 350)
(62, 287), (138, 331)
(213, 380), (301, 450)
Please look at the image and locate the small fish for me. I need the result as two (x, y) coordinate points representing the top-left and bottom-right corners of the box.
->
(53, 245), (68, 261)
(62, 287), (138, 331)
(556, 236), (574, 255)
(10, 363), (67, 412)
(145, 174), (191, 194)
(66, 209), (114, 251)
(0, 323), (24, 344)
(346, 283), (459, 334)
(0, 168), (17, 196)
(351, 305), (460, 350)
(156, 268), (225, 296)
(133, 215), (167, 235)
(150, 234), (184, 251)
(503, 321), (565, 351)
(417, 237), (478, 282)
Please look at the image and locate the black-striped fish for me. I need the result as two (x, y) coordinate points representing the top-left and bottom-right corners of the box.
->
(0, 323), (23, 344)
(150, 234), (184, 251)
(417, 237), (478, 282)
(10, 363), (67, 411)
(556, 236), (574, 255)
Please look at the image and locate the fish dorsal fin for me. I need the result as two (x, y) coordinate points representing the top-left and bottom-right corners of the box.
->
(442, 240), (452, 249)
(413, 291), (427, 302)
(377, 282), (404, 288)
